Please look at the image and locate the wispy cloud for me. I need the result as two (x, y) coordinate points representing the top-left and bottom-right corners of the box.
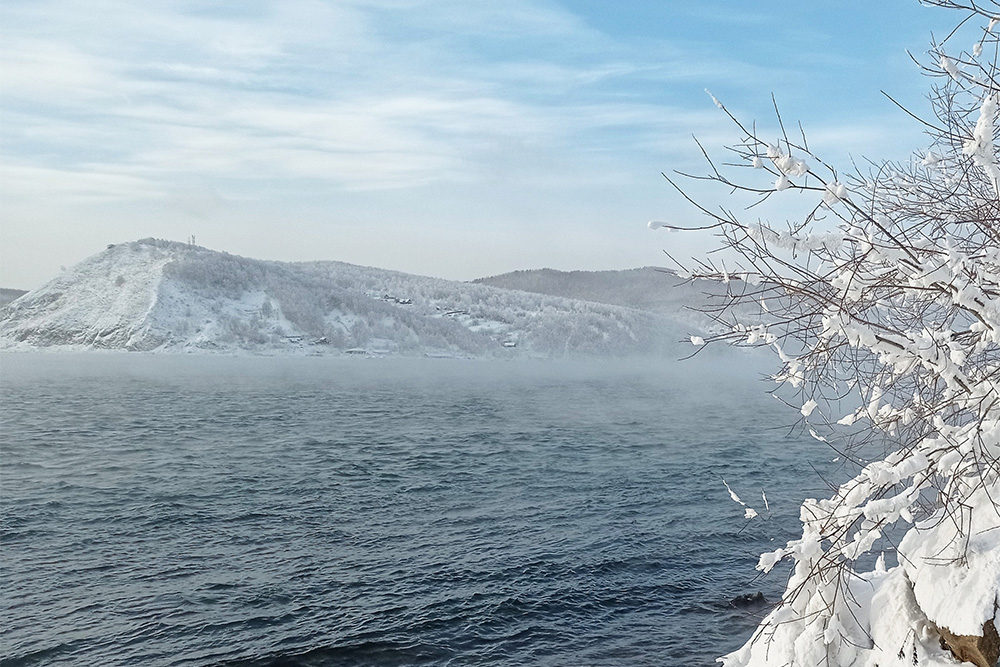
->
(1, 0), (798, 194)
(0, 0), (940, 288)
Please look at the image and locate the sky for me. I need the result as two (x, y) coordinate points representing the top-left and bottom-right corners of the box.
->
(0, 0), (964, 289)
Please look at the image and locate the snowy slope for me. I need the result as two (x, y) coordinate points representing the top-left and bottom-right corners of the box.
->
(0, 239), (692, 357)
(0, 242), (176, 350)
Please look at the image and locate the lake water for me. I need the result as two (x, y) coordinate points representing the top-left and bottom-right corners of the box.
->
(1, 353), (836, 666)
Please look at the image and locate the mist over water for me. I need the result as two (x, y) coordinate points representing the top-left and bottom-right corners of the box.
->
(1, 353), (837, 666)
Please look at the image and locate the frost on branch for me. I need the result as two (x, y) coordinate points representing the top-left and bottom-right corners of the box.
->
(656, 3), (1000, 665)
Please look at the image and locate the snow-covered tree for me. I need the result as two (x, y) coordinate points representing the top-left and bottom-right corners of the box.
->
(655, 3), (1000, 665)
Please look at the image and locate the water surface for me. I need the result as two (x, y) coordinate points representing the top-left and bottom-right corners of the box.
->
(1, 354), (835, 666)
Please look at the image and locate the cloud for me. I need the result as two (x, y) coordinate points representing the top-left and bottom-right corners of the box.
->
(0, 40), (117, 102)
(0, 163), (163, 203)
(0, 0), (935, 290)
(1, 0), (788, 177)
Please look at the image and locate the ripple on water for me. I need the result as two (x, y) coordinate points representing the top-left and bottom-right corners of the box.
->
(1, 355), (833, 667)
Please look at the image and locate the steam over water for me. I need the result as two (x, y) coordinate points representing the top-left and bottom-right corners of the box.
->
(2, 354), (834, 666)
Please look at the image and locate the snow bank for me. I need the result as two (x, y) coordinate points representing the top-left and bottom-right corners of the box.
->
(721, 479), (1000, 667)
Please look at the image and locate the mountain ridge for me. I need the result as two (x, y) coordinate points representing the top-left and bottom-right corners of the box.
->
(473, 266), (731, 321)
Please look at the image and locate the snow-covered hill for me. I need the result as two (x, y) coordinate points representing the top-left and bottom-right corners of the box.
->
(0, 239), (703, 357)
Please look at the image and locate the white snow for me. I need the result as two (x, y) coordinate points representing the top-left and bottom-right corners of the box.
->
(822, 181), (848, 206)
(963, 93), (1000, 197)
(706, 88), (725, 110)
(941, 53), (961, 80)
(899, 482), (1000, 636)
(722, 478), (744, 506)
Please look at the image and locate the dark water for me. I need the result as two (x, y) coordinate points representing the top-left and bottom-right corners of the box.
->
(1, 354), (835, 666)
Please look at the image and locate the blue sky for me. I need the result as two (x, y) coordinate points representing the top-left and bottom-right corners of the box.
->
(0, 0), (961, 288)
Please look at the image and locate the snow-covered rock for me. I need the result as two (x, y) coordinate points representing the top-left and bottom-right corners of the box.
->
(0, 239), (694, 357)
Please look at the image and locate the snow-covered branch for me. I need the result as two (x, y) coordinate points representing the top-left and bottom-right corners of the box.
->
(657, 3), (1000, 665)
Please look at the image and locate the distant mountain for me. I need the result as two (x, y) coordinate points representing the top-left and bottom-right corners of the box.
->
(0, 239), (709, 357)
(473, 267), (733, 330)
(0, 289), (27, 307)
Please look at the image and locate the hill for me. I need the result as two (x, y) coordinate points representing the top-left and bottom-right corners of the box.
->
(0, 239), (710, 358)
(473, 267), (732, 330)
